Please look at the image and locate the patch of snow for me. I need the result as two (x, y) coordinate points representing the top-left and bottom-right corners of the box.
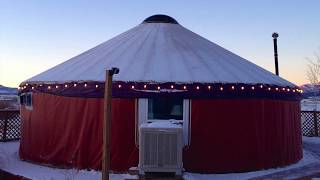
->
(0, 141), (137, 180)
(183, 150), (318, 180)
(140, 121), (182, 128)
(1, 140), (319, 180)
(301, 99), (320, 111)
(303, 136), (320, 145)
(25, 23), (294, 87)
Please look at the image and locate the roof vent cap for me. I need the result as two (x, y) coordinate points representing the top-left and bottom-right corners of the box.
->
(143, 14), (178, 24)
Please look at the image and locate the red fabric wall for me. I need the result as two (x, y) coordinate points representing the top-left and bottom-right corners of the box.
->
(183, 99), (302, 173)
(19, 93), (138, 171)
(20, 94), (302, 173)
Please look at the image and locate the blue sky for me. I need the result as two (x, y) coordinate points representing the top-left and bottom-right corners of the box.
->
(1, 0), (320, 87)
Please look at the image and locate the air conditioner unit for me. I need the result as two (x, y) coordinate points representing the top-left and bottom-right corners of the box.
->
(139, 121), (183, 175)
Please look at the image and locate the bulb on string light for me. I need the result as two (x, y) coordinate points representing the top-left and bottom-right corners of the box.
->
(56, 85), (59, 89)
(171, 85), (174, 89)
(275, 87), (279, 91)
(220, 87), (223, 91)
(48, 86), (51, 89)
(84, 83), (87, 87)
(231, 86), (235, 90)
(208, 85), (211, 90)
(26, 84), (29, 86)
(268, 87), (271, 91)
(40, 84), (43, 87)
(157, 86), (161, 90)
(73, 83), (77, 87)
(282, 87), (285, 91)
(196, 86), (199, 90)
(287, 88), (290, 92)
(251, 86), (255, 90)
(293, 90), (296, 92)
(32, 87), (34, 90)
(95, 85), (99, 88)
(260, 85), (263, 88)
(183, 86), (187, 90)
(131, 85), (134, 89)
(143, 85), (147, 89)
(241, 86), (244, 90)
(118, 84), (122, 88)
(65, 84), (68, 88)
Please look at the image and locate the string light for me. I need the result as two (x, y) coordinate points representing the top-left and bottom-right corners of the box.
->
(24, 83), (301, 98)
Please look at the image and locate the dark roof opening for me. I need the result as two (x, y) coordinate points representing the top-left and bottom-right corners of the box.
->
(143, 15), (178, 24)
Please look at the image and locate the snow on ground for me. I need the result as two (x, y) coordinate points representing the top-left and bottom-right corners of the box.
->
(183, 150), (318, 180)
(303, 136), (320, 145)
(1, 138), (320, 180)
(0, 141), (137, 180)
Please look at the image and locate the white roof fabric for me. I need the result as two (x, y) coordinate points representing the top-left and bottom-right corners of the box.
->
(25, 22), (295, 87)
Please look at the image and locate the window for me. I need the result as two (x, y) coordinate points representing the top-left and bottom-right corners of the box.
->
(137, 98), (190, 146)
(147, 98), (183, 120)
(20, 93), (33, 110)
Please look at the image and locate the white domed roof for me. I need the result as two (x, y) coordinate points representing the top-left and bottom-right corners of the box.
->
(25, 16), (295, 87)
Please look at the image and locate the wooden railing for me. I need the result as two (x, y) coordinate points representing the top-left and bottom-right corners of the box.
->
(0, 110), (21, 142)
(301, 111), (320, 137)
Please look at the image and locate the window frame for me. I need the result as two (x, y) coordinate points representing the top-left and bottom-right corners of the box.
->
(19, 92), (33, 110)
(137, 98), (190, 146)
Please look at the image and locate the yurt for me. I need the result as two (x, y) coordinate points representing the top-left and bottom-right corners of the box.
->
(19, 15), (302, 173)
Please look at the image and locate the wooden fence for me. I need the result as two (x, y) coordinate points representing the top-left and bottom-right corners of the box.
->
(301, 111), (320, 137)
(0, 110), (21, 142)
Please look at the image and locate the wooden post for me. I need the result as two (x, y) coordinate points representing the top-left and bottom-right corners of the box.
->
(314, 111), (319, 137)
(102, 68), (119, 180)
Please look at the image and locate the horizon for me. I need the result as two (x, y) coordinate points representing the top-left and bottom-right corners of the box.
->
(1, 0), (320, 88)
